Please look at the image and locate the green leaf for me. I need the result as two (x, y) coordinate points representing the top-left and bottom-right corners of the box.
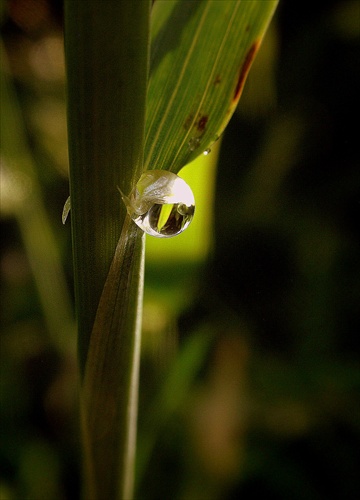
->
(64, 1), (278, 498)
(145, 0), (278, 173)
(64, 0), (150, 371)
(64, 1), (150, 499)
(82, 217), (145, 500)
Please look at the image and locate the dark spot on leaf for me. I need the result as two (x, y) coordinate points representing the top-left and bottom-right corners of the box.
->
(245, 24), (250, 32)
(233, 41), (259, 102)
(214, 75), (222, 86)
(197, 115), (208, 132)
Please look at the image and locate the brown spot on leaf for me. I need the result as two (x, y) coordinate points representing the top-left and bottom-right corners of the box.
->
(197, 115), (208, 132)
(214, 74), (222, 86)
(233, 41), (260, 103)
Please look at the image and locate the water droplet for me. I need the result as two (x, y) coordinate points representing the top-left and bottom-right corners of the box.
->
(188, 137), (200, 152)
(122, 170), (195, 238)
(203, 148), (211, 155)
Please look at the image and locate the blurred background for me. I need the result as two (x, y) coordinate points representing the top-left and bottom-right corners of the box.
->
(1, 0), (359, 499)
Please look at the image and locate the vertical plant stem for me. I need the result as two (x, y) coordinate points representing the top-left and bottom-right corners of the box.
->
(1, 45), (74, 355)
(64, 0), (150, 370)
(64, 1), (150, 498)
(82, 217), (145, 500)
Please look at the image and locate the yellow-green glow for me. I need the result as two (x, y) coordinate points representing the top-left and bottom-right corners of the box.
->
(157, 203), (174, 232)
(145, 138), (220, 263)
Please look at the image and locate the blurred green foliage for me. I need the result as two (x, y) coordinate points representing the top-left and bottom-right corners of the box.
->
(1, 1), (359, 499)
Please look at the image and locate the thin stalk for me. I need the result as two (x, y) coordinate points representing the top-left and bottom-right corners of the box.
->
(0, 44), (74, 355)
(82, 216), (145, 500)
(64, 0), (150, 370)
(64, 1), (150, 498)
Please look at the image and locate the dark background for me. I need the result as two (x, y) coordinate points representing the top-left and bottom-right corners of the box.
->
(1, 1), (359, 499)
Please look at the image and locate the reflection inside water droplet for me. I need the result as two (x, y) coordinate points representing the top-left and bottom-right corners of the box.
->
(203, 148), (211, 155)
(133, 202), (195, 238)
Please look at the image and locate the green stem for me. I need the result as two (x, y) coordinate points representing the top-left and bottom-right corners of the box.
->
(64, 0), (150, 371)
(82, 216), (145, 500)
(0, 44), (74, 355)
(64, 1), (150, 498)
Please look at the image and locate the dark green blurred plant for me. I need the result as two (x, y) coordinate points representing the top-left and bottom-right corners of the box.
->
(3, 1), (359, 500)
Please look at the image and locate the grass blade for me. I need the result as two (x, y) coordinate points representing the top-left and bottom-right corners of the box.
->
(0, 43), (74, 354)
(82, 217), (145, 500)
(145, 0), (278, 173)
(64, 1), (150, 498)
(64, 0), (150, 370)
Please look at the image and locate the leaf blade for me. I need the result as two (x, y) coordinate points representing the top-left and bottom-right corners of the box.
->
(145, 0), (278, 173)
(64, 0), (150, 371)
(64, 1), (150, 499)
(82, 218), (145, 500)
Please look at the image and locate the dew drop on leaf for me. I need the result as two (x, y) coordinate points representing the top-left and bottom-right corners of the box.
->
(121, 170), (195, 238)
